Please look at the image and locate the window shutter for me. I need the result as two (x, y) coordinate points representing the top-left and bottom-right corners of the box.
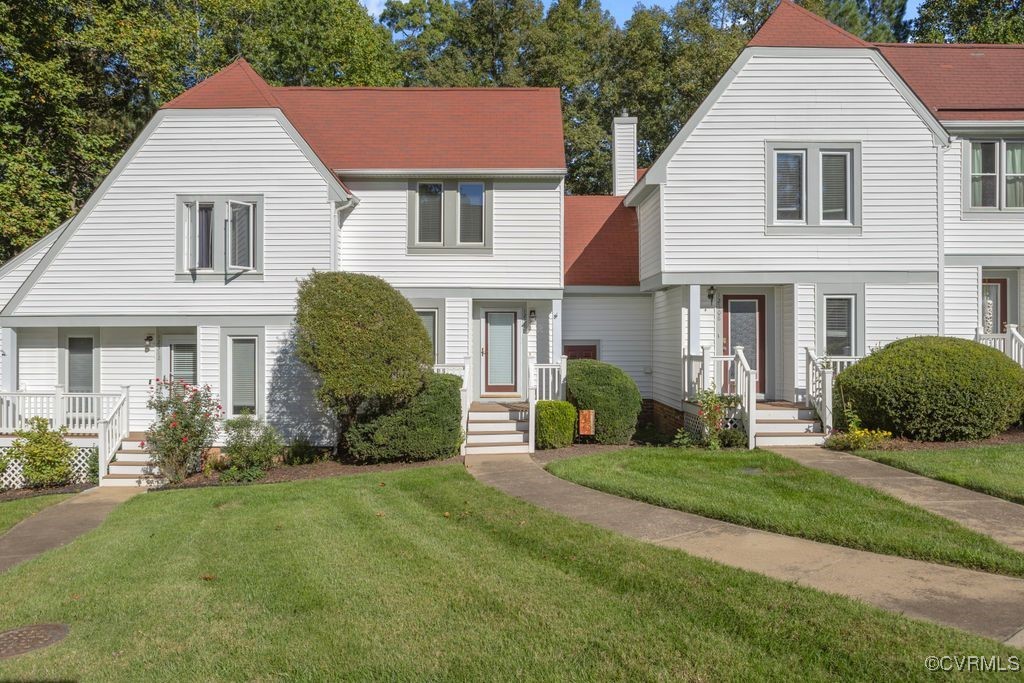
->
(418, 184), (443, 243)
(776, 152), (804, 221)
(821, 153), (849, 221)
(824, 298), (854, 356)
(229, 201), (254, 269)
(417, 311), (436, 357)
(459, 184), (484, 243)
(171, 343), (198, 387)
(231, 338), (257, 414)
(67, 337), (94, 393)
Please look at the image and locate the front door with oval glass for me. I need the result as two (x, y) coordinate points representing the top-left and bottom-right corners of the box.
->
(484, 311), (518, 394)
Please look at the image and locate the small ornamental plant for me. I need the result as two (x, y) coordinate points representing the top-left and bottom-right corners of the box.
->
(824, 404), (892, 452)
(9, 416), (75, 487)
(693, 389), (742, 450)
(145, 378), (223, 483)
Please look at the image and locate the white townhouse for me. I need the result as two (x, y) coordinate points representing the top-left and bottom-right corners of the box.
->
(0, 61), (571, 483)
(1, 0), (1024, 486)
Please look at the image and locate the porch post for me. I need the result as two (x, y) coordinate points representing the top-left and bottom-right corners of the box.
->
(701, 345), (713, 390)
(1006, 324), (1018, 359)
(121, 385), (131, 433)
(97, 418), (108, 486)
(53, 384), (65, 430)
(0, 328), (16, 392)
(551, 299), (563, 365)
(686, 285), (702, 398)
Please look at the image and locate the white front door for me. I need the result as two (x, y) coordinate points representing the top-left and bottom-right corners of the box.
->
(482, 310), (519, 395)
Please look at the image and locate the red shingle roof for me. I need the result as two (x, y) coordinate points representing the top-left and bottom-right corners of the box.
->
(748, 0), (868, 48)
(878, 44), (1024, 121)
(748, 1), (1024, 122)
(163, 59), (566, 171)
(564, 196), (638, 286)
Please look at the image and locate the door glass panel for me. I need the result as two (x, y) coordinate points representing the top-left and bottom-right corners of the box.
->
(983, 283), (1003, 334)
(67, 337), (94, 393)
(170, 343), (198, 387)
(727, 300), (758, 372)
(486, 313), (516, 388)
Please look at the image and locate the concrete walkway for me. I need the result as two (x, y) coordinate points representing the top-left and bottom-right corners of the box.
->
(466, 452), (1024, 645)
(0, 486), (143, 573)
(772, 446), (1024, 553)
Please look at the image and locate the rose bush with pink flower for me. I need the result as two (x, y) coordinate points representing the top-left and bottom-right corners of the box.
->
(145, 378), (222, 483)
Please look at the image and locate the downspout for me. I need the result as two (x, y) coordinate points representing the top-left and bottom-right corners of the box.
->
(332, 196), (358, 272)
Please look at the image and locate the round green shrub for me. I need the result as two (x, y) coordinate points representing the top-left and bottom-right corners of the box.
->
(295, 272), (432, 440)
(10, 417), (75, 488)
(565, 359), (642, 445)
(834, 336), (1024, 442)
(346, 373), (463, 463)
(535, 400), (576, 449)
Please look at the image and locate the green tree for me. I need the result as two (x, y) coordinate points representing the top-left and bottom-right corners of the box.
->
(294, 272), (432, 445)
(914, 0), (1024, 42)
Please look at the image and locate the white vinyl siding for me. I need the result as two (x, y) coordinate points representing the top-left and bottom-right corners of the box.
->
(0, 244), (51, 308)
(943, 265), (981, 338)
(562, 294), (654, 398)
(660, 53), (939, 273)
(12, 112), (333, 316)
(264, 324), (334, 444)
(946, 141), (1024, 254)
(865, 283), (939, 350)
(17, 328), (58, 390)
(652, 287), (684, 407)
(637, 188), (662, 282)
(794, 284), (816, 401)
(197, 325), (220, 398)
(778, 285), (795, 400)
(100, 327), (157, 430)
(342, 180), (562, 288)
(443, 298), (472, 364)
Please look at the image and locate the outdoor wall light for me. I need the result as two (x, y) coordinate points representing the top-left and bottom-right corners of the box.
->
(144, 334), (154, 352)
(707, 286), (716, 303)
(528, 309), (537, 329)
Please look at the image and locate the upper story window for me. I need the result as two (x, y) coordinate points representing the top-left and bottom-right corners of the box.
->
(967, 140), (1024, 212)
(177, 195), (263, 281)
(408, 181), (492, 253)
(767, 143), (861, 234)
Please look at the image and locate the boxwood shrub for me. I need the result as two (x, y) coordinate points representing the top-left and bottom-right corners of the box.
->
(834, 336), (1024, 442)
(535, 400), (576, 449)
(345, 373), (463, 463)
(565, 359), (642, 444)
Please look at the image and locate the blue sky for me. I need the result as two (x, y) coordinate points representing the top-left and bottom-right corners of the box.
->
(363, 0), (926, 29)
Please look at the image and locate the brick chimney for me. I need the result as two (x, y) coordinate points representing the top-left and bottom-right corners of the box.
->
(612, 112), (638, 196)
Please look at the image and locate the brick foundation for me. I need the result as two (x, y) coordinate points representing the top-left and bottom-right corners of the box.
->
(649, 400), (686, 436)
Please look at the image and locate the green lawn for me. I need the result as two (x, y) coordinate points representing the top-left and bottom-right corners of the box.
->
(0, 494), (73, 536)
(547, 448), (1024, 577)
(0, 466), (1014, 680)
(858, 445), (1024, 505)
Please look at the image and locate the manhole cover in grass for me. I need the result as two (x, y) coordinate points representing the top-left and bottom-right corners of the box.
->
(741, 467), (764, 476)
(0, 624), (69, 659)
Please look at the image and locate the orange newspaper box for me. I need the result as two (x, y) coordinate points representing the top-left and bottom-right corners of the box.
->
(579, 409), (595, 436)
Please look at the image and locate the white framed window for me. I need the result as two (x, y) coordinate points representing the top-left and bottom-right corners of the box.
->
(416, 183), (444, 244)
(457, 182), (485, 244)
(416, 309), (438, 360)
(821, 151), (851, 222)
(967, 140), (1024, 212)
(775, 150), (806, 223)
(228, 336), (258, 416)
(824, 296), (856, 357)
(176, 195), (263, 278)
(67, 337), (95, 393)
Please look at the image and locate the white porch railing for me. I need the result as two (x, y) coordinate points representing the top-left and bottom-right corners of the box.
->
(527, 355), (568, 453)
(805, 350), (863, 433)
(977, 325), (1024, 368)
(0, 387), (124, 434)
(434, 357), (472, 455)
(96, 387), (131, 486)
(733, 347), (757, 450)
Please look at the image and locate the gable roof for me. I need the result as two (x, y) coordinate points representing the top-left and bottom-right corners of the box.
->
(163, 61), (567, 172)
(748, 0), (868, 48)
(564, 196), (638, 287)
(877, 44), (1024, 121)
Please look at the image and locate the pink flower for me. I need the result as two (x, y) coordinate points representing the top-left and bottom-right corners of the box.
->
(181, 436), (189, 443)
(139, 440), (146, 448)
(170, 421), (178, 428)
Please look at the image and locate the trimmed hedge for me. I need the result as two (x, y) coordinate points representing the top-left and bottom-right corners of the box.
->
(345, 373), (464, 463)
(565, 359), (642, 445)
(834, 336), (1024, 442)
(536, 401), (576, 449)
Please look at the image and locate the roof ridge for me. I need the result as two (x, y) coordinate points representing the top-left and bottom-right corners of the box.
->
(876, 41), (1024, 49)
(748, 0), (869, 49)
(782, 0), (869, 46)
(272, 86), (555, 92)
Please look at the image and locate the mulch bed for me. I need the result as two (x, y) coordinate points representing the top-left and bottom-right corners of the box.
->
(159, 455), (464, 491)
(878, 427), (1024, 452)
(0, 483), (91, 503)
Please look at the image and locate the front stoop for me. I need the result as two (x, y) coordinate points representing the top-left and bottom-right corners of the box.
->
(466, 402), (530, 455)
(101, 440), (164, 487)
(754, 402), (825, 447)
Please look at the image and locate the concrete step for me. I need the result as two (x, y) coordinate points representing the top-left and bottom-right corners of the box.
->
(756, 419), (822, 434)
(756, 405), (817, 421)
(468, 411), (527, 423)
(100, 473), (163, 487)
(467, 419), (529, 433)
(466, 431), (527, 445)
(755, 432), (826, 447)
(108, 461), (158, 476)
(464, 442), (531, 456)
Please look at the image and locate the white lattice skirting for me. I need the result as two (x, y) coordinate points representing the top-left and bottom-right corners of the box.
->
(681, 404), (742, 441)
(0, 447), (96, 490)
